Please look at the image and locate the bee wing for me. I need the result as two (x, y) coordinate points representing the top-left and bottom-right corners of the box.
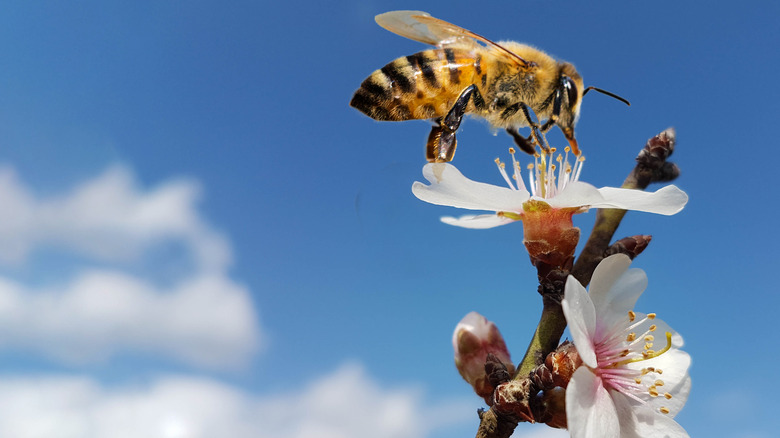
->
(375, 10), (534, 68)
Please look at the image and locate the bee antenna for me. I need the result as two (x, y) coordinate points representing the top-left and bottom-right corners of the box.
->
(583, 86), (631, 106)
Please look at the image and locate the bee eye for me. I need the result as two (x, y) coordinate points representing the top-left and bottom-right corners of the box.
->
(563, 77), (578, 105)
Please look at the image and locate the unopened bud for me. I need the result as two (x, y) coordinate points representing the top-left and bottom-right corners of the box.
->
(531, 341), (582, 391)
(605, 235), (652, 260)
(453, 312), (515, 402)
(493, 379), (534, 423)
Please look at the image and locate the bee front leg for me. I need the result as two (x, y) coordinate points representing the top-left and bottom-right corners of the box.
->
(502, 103), (549, 154)
(517, 103), (550, 154)
(426, 84), (485, 162)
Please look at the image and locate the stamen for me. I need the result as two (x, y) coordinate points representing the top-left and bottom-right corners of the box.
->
(648, 313), (656, 319)
(628, 310), (636, 321)
(660, 407), (670, 415)
(664, 392), (672, 400)
(626, 333), (636, 342)
(616, 332), (673, 366)
(496, 158), (517, 190)
(498, 211), (523, 221)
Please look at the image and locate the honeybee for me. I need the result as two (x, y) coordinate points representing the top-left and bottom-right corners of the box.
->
(350, 10), (629, 162)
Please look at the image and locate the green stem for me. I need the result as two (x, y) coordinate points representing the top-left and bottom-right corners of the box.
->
(514, 296), (567, 378)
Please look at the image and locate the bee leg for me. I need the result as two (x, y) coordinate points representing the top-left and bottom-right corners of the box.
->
(427, 120), (457, 163)
(517, 103), (550, 154)
(505, 128), (537, 155)
(426, 85), (485, 162)
(542, 83), (580, 155)
(540, 88), (562, 133)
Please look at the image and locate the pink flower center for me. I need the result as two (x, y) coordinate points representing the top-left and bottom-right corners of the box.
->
(592, 311), (676, 415)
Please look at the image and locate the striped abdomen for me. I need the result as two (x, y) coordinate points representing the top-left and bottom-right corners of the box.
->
(350, 48), (481, 121)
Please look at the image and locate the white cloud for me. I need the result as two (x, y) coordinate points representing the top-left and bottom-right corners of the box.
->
(0, 363), (475, 438)
(0, 270), (260, 368)
(0, 166), (231, 272)
(0, 165), (261, 368)
(512, 424), (569, 438)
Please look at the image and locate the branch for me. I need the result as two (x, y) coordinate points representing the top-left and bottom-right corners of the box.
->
(571, 128), (679, 286)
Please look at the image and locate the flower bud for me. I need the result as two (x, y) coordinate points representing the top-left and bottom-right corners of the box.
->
(453, 312), (515, 402)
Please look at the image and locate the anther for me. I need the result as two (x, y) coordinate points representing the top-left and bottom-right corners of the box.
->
(508, 147), (516, 154)
(655, 380), (664, 386)
(648, 387), (659, 397)
(628, 310), (636, 321)
(664, 392), (672, 400)
(660, 407), (670, 415)
(649, 324), (657, 331)
(648, 313), (656, 319)
(626, 333), (636, 342)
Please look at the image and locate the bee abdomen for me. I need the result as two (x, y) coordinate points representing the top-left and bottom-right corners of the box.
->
(351, 50), (472, 122)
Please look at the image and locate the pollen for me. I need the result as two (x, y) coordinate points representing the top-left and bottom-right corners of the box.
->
(626, 332), (636, 342)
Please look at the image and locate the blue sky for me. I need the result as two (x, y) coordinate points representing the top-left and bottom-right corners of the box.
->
(0, 1), (777, 437)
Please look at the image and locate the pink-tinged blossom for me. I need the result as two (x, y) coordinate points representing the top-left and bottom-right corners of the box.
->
(562, 255), (691, 438)
(453, 312), (514, 403)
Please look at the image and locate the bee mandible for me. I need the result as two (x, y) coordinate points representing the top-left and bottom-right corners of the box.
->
(350, 10), (629, 162)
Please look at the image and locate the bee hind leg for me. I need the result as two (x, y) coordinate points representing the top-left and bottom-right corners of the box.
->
(426, 85), (485, 162)
(427, 121), (457, 163)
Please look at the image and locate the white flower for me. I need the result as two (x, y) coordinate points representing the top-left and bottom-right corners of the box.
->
(562, 254), (691, 438)
(411, 150), (688, 229)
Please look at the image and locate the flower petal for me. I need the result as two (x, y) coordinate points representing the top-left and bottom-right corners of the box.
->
(544, 181), (604, 209)
(613, 390), (691, 437)
(588, 254), (632, 308)
(589, 255), (647, 334)
(412, 163), (529, 212)
(562, 275), (598, 368)
(567, 367), (621, 438)
(441, 214), (514, 229)
(594, 185), (688, 215)
(626, 346), (692, 415)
